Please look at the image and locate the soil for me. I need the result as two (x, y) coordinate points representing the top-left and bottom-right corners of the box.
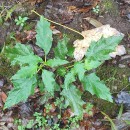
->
(0, 0), (130, 129)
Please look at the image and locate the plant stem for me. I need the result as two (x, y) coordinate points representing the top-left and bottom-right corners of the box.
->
(45, 55), (47, 63)
(65, 64), (74, 69)
(31, 10), (83, 37)
(37, 62), (44, 72)
(101, 111), (117, 130)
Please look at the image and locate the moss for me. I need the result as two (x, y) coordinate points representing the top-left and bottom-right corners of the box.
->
(23, 22), (35, 30)
(82, 91), (118, 117)
(97, 65), (130, 92)
(0, 54), (17, 79)
(101, 0), (119, 16)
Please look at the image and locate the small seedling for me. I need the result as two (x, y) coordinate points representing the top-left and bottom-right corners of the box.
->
(93, 5), (100, 14)
(15, 16), (28, 27)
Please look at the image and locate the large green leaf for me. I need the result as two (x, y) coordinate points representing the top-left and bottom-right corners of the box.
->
(11, 65), (38, 80)
(42, 70), (55, 93)
(54, 35), (69, 59)
(11, 54), (42, 66)
(4, 75), (37, 108)
(36, 16), (53, 55)
(61, 85), (84, 118)
(82, 73), (113, 102)
(4, 43), (33, 61)
(74, 62), (86, 81)
(64, 69), (75, 89)
(46, 58), (68, 67)
(85, 36), (123, 70)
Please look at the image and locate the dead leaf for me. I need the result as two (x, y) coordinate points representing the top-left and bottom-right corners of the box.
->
(78, 6), (93, 13)
(24, 30), (36, 41)
(109, 45), (126, 58)
(67, 6), (77, 12)
(0, 91), (7, 103)
(84, 17), (103, 27)
(73, 25), (124, 61)
(52, 29), (61, 35)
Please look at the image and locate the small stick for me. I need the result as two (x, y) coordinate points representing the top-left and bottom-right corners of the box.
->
(31, 10), (83, 37)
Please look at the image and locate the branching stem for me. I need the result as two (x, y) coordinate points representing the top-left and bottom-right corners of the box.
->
(31, 10), (83, 37)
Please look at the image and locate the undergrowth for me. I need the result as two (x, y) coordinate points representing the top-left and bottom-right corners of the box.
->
(3, 13), (123, 129)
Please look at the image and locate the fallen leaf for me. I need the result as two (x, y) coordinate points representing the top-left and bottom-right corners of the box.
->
(52, 29), (61, 35)
(109, 45), (126, 58)
(67, 6), (77, 12)
(0, 91), (7, 103)
(73, 25), (124, 61)
(24, 30), (36, 41)
(78, 6), (92, 13)
(84, 17), (103, 27)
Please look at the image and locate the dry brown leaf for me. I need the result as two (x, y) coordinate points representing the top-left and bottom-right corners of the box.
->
(84, 17), (103, 27)
(0, 91), (7, 103)
(67, 6), (77, 12)
(78, 6), (93, 13)
(109, 45), (126, 58)
(73, 25), (124, 61)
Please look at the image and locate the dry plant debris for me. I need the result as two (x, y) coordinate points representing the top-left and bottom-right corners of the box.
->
(73, 24), (125, 61)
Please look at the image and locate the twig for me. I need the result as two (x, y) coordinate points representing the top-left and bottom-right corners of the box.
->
(31, 10), (83, 37)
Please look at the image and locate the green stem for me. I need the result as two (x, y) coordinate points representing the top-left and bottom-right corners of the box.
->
(37, 62), (44, 72)
(101, 111), (117, 130)
(65, 64), (74, 69)
(45, 55), (47, 63)
(31, 10), (83, 37)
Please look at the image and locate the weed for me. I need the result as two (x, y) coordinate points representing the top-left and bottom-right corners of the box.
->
(93, 5), (100, 14)
(15, 16), (28, 27)
(3, 11), (123, 128)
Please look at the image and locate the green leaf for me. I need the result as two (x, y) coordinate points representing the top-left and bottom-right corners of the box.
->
(64, 69), (75, 89)
(4, 43), (33, 61)
(85, 36), (123, 70)
(36, 16), (53, 55)
(56, 66), (67, 77)
(85, 59), (101, 70)
(67, 44), (74, 58)
(11, 65), (38, 80)
(4, 75), (37, 108)
(54, 35), (69, 59)
(61, 85), (84, 118)
(82, 73), (113, 102)
(47, 58), (68, 67)
(11, 54), (42, 66)
(42, 70), (55, 93)
(74, 62), (86, 81)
